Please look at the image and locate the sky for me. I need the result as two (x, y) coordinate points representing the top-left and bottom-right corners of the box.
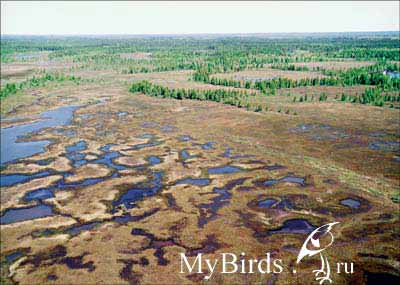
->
(1, 1), (399, 35)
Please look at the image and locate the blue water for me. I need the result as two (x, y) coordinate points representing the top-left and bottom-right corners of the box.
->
(47, 275), (58, 281)
(198, 178), (247, 227)
(138, 133), (155, 139)
(22, 174), (115, 203)
(92, 152), (126, 171)
(2, 139), (126, 224)
(208, 165), (243, 175)
(263, 176), (305, 187)
(265, 164), (286, 171)
(66, 222), (100, 235)
(340, 198), (361, 209)
(258, 198), (278, 208)
(0, 116), (30, 123)
(180, 150), (190, 160)
(113, 171), (163, 209)
(0, 204), (54, 225)
(112, 214), (134, 224)
(1, 171), (51, 187)
(34, 158), (54, 165)
(74, 159), (88, 167)
(66, 140), (87, 153)
(275, 198), (294, 210)
(269, 219), (315, 235)
(180, 149), (196, 160)
(1, 106), (78, 165)
(87, 144), (126, 171)
(5, 251), (23, 263)
(180, 135), (192, 142)
(385, 71), (400, 79)
(65, 141), (88, 167)
(117, 112), (128, 117)
(147, 156), (161, 165)
(18, 142), (123, 204)
(200, 141), (216, 150)
(222, 148), (232, 158)
(368, 141), (400, 152)
(130, 141), (163, 150)
(100, 144), (115, 152)
(24, 188), (55, 201)
(176, 178), (211, 186)
(65, 152), (88, 168)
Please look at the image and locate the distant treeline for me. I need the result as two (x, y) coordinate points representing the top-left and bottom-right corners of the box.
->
(2, 35), (399, 73)
(193, 63), (400, 93)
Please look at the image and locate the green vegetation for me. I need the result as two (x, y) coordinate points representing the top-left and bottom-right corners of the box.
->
(271, 64), (310, 71)
(0, 83), (18, 99)
(2, 33), (399, 108)
(0, 73), (82, 99)
(2, 33), (399, 72)
(193, 62), (400, 94)
(130, 80), (256, 109)
(338, 88), (400, 107)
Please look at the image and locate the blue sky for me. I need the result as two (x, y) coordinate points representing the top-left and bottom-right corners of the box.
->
(1, 1), (399, 35)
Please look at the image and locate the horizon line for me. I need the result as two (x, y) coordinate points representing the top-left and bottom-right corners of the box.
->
(2, 31), (399, 37)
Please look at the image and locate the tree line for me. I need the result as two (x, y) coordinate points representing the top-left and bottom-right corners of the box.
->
(129, 80), (264, 111)
(193, 63), (400, 94)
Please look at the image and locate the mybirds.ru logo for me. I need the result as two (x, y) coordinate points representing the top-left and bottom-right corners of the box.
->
(180, 221), (354, 283)
(296, 222), (354, 284)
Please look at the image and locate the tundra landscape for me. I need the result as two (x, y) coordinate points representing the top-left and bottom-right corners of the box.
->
(0, 33), (399, 284)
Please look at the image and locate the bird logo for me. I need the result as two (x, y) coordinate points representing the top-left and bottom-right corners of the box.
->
(296, 222), (340, 284)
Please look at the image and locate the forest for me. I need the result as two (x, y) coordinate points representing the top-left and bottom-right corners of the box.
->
(2, 33), (399, 109)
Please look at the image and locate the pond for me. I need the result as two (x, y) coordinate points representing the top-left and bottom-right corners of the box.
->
(269, 219), (315, 235)
(147, 156), (161, 166)
(208, 165), (243, 175)
(194, 141), (216, 150)
(340, 198), (361, 209)
(258, 198), (278, 208)
(176, 177), (211, 186)
(263, 175), (305, 187)
(5, 251), (24, 263)
(0, 204), (54, 225)
(66, 222), (100, 236)
(1, 106), (78, 165)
